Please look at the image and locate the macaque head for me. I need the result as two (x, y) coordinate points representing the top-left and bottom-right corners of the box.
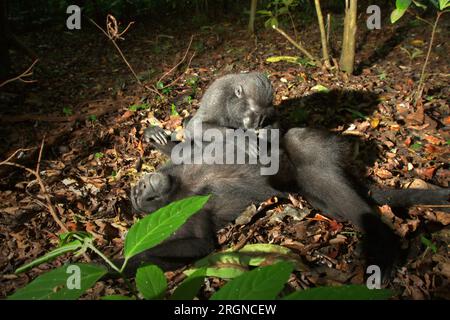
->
(131, 172), (173, 214)
(229, 72), (275, 130)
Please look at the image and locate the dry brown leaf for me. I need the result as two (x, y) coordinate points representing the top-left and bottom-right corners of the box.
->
(375, 168), (393, 179)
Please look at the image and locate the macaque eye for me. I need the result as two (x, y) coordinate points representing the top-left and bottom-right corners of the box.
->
(234, 85), (243, 98)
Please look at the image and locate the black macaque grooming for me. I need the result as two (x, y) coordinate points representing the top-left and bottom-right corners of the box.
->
(128, 129), (449, 277)
(144, 72), (277, 154)
(127, 145), (285, 274)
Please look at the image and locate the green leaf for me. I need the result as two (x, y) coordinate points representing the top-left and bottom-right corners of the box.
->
(8, 264), (107, 300)
(136, 265), (167, 299)
(192, 244), (304, 272)
(410, 142), (422, 150)
(278, 6), (289, 14)
(170, 103), (179, 116)
(59, 231), (92, 244)
(396, 0), (412, 10)
(390, 8), (406, 23)
(412, 0), (427, 9)
(94, 152), (104, 159)
(101, 295), (134, 300)
(185, 266), (247, 279)
(124, 195), (210, 260)
(210, 261), (293, 300)
(256, 10), (272, 16)
(420, 235), (437, 253)
(156, 81), (164, 89)
(439, 0), (450, 9)
(62, 107), (73, 116)
(265, 17), (278, 29)
(311, 84), (330, 93)
(283, 285), (394, 300)
(266, 56), (301, 64)
(170, 268), (206, 300)
(15, 240), (83, 274)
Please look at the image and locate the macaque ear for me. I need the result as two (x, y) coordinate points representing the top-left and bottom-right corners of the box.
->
(234, 85), (243, 98)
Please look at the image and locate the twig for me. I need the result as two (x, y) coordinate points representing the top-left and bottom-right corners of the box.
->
(406, 9), (434, 27)
(414, 10), (446, 105)
(89, 16), (142, 85)
(0, 59), (39, 87)
(0, 139), (68, 232)
(163, 52), (196, 89)
(287, 11), (298, 42)
(272, 25), (321, 66)
(157, 35), (194, 88)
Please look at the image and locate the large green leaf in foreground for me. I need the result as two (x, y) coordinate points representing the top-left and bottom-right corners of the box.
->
(8, 263), (107, 300)
(210, 261), (293, 300)
(124, 195), (210, 260)
(136, 265), (167, 300)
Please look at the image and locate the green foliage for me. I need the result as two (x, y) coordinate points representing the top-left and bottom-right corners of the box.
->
(7, 196), (395, 301)
(123, 195), (210, 261)
(400, 46), (424, 61)
(62, 106), (73, 116)
(210, 261), (294, 300)
(8, 264), (107, 300)
(170, 103), (179, 116)
(136, 265), (167, 299)
(391, 0), (449, 23)
(420, 235), (437, 253)
(391, 0), (412, 23)
(186, 244), (305, 280)
(129, 103), (150, 111)
(283, 285), (393, 300)
(170, 268), (206, 300)
(88, 115), (97, 122)
(15, 240), (83, 274)
(258, 0), (301, 29)
(311, 84), (330, 93)
(410, 142), (422, 150)
(94, 152), (104, 159)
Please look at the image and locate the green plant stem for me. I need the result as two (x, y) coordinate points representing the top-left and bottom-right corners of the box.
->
(88, 243), (121, 273)
(415, 10), (446, 104)
(73, 235), (138, 298)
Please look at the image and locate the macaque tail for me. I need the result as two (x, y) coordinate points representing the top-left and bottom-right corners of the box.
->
(369, 187), (450, 208)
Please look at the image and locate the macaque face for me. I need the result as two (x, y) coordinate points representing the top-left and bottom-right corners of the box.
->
(233, 80), (274, 130)
(131, 172), (172, 214)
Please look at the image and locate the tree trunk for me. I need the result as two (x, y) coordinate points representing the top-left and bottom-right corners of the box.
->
(0, 0), (11, 80)
(248, 0), (257, 33)
(314, 0), (331, 68)
(339, 0), (357, 74)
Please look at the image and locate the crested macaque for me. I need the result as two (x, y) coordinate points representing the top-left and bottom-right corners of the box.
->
(127, 129), (449, 276)
(144, 72), (277, 155)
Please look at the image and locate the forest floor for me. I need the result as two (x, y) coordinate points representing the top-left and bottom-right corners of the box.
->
(0, 12), (449, 299)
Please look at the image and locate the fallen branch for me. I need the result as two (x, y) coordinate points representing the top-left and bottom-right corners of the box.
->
(0, 59), (39, 88)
